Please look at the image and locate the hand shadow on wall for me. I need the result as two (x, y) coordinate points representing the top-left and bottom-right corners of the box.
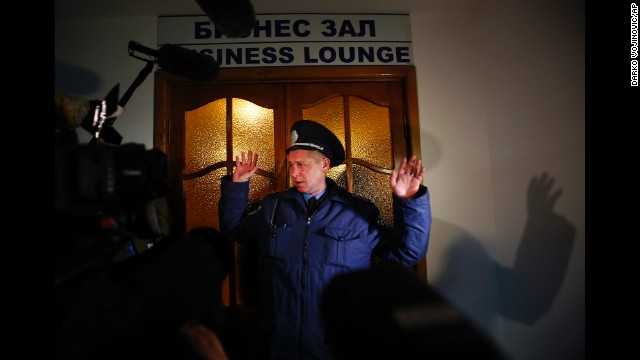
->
(432, 172), (576, 328)
(498, 172), (576, 325)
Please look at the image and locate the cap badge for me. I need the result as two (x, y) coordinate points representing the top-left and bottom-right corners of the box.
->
(291, 129), (299, 145)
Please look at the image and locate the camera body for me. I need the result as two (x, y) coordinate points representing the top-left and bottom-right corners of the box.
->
(55, 142), (168, 216)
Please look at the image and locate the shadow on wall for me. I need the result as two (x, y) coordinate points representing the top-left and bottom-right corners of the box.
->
(420, 130), (443, 172)
(432, 172), (576, 328)
(55, 61), (103, 95)
(498, 172), (576, 325)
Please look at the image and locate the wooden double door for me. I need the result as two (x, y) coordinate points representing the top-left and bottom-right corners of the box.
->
(153, 66), (425, 306)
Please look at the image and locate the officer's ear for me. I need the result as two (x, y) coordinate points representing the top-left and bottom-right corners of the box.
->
(322, 157), (330, 171)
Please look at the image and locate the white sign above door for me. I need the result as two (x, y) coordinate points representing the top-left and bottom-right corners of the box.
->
(157, 13), (413, 67)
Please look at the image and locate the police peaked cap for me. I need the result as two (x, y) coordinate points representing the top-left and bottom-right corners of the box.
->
(285, 120), (345, 167)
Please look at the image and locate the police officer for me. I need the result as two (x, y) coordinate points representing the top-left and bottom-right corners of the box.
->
(218, 119), (432, 360)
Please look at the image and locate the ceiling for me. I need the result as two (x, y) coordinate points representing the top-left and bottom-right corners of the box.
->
(55, 0), (485, 19)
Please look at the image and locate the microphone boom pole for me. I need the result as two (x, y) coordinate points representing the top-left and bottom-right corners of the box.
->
(89, 43), (157, 145)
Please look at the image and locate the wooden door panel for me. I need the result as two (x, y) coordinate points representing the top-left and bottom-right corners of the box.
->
(296, 82), (404, 227)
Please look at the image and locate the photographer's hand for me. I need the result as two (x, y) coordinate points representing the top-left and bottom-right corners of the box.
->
(232, 150), (259, 182)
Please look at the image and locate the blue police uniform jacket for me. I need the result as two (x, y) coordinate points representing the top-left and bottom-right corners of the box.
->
(219, 176), (432, 360)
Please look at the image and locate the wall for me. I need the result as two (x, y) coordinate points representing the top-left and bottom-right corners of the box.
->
(54, 1), (585, 359)
(412, 1), (584, 359)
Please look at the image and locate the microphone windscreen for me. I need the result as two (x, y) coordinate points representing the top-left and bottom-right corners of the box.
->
(195, 0), (256, 38)
(157, 44), (220, 82)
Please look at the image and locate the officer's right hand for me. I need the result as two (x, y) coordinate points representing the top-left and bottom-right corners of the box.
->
(232, 150), (259, 182)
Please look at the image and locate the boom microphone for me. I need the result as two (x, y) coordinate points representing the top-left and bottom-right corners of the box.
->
(128, 41), (220, 82)
(195, 0), (256, 38)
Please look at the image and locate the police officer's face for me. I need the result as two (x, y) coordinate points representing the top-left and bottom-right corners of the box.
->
(287, 149), (329, 195)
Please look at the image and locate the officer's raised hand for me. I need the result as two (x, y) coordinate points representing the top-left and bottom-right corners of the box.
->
(390, 155), (424, 199)
(232, 150), (259, 182)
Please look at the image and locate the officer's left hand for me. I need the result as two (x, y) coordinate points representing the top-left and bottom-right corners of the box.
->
(390, 155), (424, 199)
